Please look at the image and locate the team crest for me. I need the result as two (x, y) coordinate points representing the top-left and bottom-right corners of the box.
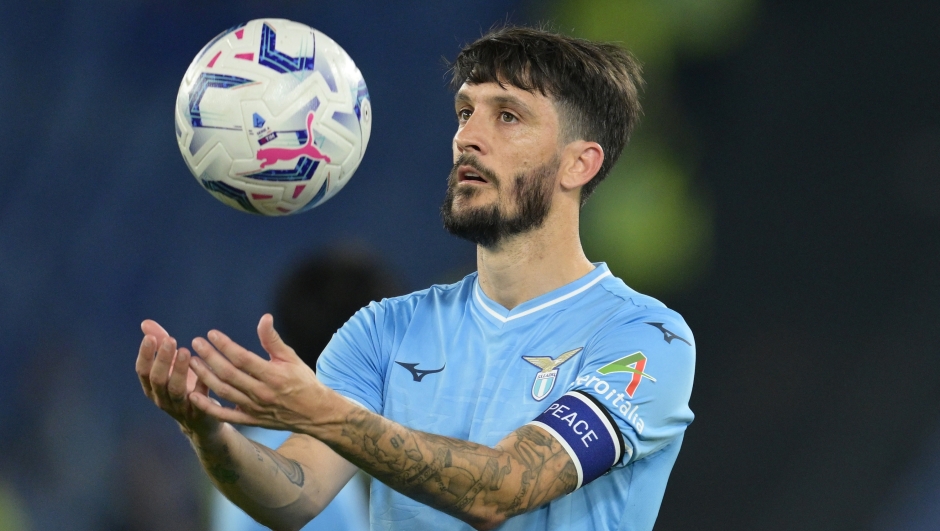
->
(522, 348), (583, 401)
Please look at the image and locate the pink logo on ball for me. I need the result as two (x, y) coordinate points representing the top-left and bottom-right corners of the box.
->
(256, 111), (331, 168)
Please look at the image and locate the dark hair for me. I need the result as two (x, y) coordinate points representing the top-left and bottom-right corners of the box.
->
(273, 249), (402, 367)
(450, 25), (644, 206)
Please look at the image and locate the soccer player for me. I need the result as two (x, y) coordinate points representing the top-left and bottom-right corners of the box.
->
(137, 25), (695, 531)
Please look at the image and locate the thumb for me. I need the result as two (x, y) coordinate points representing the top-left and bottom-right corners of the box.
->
(257, 313), (299, 363)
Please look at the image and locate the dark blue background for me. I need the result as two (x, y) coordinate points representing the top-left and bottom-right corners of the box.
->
(1, 1), (939, 530)
(0, 1), (529, 415)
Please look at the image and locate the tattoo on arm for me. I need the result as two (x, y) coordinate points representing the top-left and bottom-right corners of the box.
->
(195, 439), (305, 489)
(199, 443), (241, 485)
(250, 441), (306, 487)
(509, 425), (578, 508)
(333, 409), (576, 526)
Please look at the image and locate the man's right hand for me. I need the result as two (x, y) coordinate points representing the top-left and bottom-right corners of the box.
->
(136, 319), (220, 439)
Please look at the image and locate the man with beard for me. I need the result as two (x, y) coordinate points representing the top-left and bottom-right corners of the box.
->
(137, 26), (695, 531)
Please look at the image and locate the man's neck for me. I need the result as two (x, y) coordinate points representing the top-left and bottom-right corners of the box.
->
(475, 216), (594, 310)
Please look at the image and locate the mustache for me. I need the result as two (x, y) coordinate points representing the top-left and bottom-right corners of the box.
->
(449, 154), (500, 186)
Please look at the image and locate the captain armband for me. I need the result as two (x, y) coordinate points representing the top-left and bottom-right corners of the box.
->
(528, 390), (627, 489)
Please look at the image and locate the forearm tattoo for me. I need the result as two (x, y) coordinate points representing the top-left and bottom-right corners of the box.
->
(249, 441), (305, 487)
(195, 439), (304, 489)
(199, 442), (240, 485)
(336, 409), (577, 524)
(508, 426), (579, 510)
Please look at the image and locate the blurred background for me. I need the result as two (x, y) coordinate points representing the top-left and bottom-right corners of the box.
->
(1, 0), (938, 529)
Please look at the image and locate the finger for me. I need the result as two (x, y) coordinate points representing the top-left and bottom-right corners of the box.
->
(186, 366), (210, 397)
(167, 348), (193, 402)
(185, 357), (211, 397)
(257, 314), (301, 364)
(194, 375), (210, 397)
(187, 348), (256, 408)
(205, 329), (270, 380)
(186, 366), (198, 394)
(149, 337), (178, 407)
(189, 391), (263, 427)
(193, 334), (263, 391)
(136, 334), (159, 396)
(141, 319), (170, 342)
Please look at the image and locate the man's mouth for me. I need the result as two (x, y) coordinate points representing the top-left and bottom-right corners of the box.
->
(457, 165), (489, 184)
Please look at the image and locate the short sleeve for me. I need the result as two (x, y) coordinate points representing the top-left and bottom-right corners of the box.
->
(315, 300), (392, 414)
(569, 312), (695, 465)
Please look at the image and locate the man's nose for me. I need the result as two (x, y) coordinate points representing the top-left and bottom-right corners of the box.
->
(454, 114), (487, 155)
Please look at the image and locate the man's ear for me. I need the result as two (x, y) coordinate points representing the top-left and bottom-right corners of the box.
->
(559, 141), (604, 192)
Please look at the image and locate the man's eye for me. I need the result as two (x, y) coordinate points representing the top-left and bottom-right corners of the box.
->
(500, 112), (517, 123)
(457, 109), (472, 121)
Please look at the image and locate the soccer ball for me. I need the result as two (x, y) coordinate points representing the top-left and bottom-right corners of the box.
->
(174, 19), (371, 215)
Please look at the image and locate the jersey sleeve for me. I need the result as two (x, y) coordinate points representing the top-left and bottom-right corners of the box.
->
(315, 299), (396, 414)
(572, 312), (695, 466)
(528, 310), (695, 487)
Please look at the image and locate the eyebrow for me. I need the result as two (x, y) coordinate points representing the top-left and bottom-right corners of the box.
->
(454, 91), (535, 117)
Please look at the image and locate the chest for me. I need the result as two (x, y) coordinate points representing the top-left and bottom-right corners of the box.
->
(379, 307), (606, 446)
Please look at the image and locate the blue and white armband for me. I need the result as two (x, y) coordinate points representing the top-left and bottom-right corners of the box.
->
(528, 390), (627, 489)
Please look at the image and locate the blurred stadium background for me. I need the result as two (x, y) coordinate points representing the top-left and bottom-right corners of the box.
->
(1, 0), (938, 529)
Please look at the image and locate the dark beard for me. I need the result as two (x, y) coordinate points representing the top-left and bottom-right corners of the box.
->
(440, 154), (559, 248)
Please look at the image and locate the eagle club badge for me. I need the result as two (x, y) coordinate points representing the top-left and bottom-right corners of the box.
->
(522, 348), (583, 401)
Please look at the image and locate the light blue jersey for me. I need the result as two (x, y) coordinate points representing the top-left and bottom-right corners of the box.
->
(317, 263), (695, 531)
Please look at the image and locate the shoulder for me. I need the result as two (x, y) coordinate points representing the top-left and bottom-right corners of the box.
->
(371, 272), (476, 318)
(589, 272), (694, 350)
(333, 273), (477, 349)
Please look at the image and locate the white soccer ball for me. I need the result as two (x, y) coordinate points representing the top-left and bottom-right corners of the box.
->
(175, 19), (371, 215)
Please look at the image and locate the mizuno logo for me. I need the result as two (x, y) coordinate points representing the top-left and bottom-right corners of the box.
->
(645, 322), (691, 346)
(523, 348), (583, 401)
(395, 362), (445, 382)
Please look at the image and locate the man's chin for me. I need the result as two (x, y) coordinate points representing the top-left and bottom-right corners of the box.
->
(449, 195), (492, 215)
(452, 185), (492, 202)
(441, 203), (501, 245)
(447, 201), (498, 222)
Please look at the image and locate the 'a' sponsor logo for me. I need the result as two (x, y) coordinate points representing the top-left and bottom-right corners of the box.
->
(597, 352), (656, 398)
(523, 348), (583, 401)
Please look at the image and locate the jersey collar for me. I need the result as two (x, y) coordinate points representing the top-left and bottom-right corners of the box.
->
(473, 263), (613, 325)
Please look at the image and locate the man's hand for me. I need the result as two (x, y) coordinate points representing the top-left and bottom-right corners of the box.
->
(136, 317), (362, 530)
(136, 320), (219, 439)
(186, 314), (337, 434)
